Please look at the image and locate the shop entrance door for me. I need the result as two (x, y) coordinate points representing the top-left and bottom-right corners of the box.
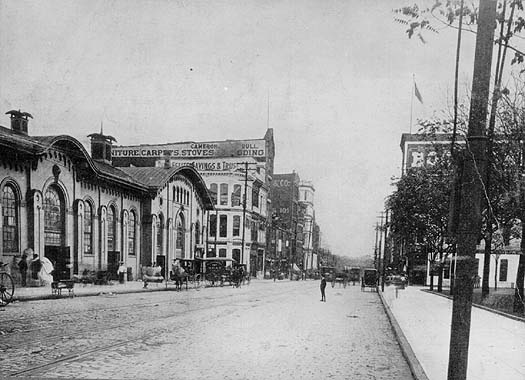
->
(107, 251), (120, 281)
(44, 246), (71, 280)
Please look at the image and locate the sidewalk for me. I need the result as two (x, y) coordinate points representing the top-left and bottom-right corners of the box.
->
(380, 285), (525, 380)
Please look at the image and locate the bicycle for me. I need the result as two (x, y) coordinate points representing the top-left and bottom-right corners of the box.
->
(0, 262), (15, 306)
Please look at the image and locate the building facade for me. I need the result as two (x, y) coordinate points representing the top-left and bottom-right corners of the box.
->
(299, 180), (316, 272)
(112, 130), (275, 278)
(269, 172), (302, 277)
(0, 111), (213, 283)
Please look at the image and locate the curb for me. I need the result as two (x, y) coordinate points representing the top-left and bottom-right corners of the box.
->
(12, 285), (181, 303)
(422, 289), (525, 323)
(10, 279), (272, 303)
(378, 289), (430, 380)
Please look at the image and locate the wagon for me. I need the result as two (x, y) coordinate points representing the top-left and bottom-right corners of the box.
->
(347, 267), (361, 286)
(332, 272), (348, 288)
(361, 268), (378, 291)
(320, 266), (336, 282)
(201, 257), (237, 287)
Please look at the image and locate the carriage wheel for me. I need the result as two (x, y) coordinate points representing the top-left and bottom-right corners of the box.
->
(0, 272), (15, 306)
(193, 274), (201, 288)
(205, 275), (215, 287)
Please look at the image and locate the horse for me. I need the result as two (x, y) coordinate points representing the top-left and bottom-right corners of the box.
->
(230, 267), (243, 288)
(170, 266), (188, 291)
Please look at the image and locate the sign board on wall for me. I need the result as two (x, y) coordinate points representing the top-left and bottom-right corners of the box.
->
(113, 140), (266, 159)
(113, 139), (267, 168)
(153, 158), (256, 172)
(404, 142), (449, 170)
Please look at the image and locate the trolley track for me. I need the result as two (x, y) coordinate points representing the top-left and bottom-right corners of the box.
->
(2, 284), (298, 377)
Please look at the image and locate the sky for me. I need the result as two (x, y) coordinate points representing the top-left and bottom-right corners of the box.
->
(0, 0), (481, 258)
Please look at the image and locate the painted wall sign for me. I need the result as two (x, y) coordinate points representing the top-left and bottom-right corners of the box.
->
(154, 159), (253, 172)
(113, 139), (266, 159)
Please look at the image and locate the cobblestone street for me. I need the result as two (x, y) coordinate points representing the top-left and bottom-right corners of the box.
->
(0, 281), (413, 379)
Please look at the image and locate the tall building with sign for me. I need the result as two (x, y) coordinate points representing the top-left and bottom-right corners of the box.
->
(112, 130), (275, 278)
(268, 172), (303, 277)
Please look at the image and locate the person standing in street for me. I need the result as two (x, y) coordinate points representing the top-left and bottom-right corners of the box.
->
(18, 252), (28, 287)
(320, 275), (327, 302)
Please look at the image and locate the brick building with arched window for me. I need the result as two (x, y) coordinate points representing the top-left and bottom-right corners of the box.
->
(0, 111), (214, 284)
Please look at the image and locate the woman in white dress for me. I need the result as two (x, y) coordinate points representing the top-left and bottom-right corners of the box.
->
(38, 256), (54, 285)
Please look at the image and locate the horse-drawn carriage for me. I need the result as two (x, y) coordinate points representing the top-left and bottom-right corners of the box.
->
(347, 267), (361, 286)
(200, 258), (237, 287)
(332, 271), (348, 288)
(170, 258), (201, 290)
(361, 268), (379, 291)
(320, 266), (336, 282)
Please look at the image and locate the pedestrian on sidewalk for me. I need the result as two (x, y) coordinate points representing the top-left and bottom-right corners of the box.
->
(30, 252), (41, 284)
(320, 275), (327, 302)
(117, 261), (127, 284)
(39, 256), (54, 285)
(18, 251), (29, 287)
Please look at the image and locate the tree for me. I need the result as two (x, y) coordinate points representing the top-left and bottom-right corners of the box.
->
(387, 140), (454, 290)
(394, 0), (525, 309)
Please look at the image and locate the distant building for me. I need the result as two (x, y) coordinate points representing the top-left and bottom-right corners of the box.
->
(299, 180), (316, 272)
(269, 172), (304, 276)
(0, 111), (214, 283)
(112, 130), (275, 278)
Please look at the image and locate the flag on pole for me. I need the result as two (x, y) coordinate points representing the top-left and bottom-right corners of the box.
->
(414, 81), (424, 104)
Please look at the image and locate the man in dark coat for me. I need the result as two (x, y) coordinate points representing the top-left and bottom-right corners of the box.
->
(320, 276), (327, 302)
(18, 253), (28, 287)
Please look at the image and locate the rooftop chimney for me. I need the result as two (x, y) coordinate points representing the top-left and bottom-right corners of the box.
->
(6, 110), (33, 135)
(88, 124), (116, 165)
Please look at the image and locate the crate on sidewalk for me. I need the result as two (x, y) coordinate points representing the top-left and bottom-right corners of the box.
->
(51, 280), (75, 297)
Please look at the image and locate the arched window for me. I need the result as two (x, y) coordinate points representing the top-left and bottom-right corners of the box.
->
(156, 214), (163, 256)
(128, 211), (136, 256)
(83, 201), (93, 255)
(107, 205), (116, 251)
(44, 186), (65, 246)
(195, 221), (200, 245)
(2, 184), (19, 252)
(176, 214), (185, 255)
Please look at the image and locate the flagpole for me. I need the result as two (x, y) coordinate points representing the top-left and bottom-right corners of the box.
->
(410, 74), (415, 134)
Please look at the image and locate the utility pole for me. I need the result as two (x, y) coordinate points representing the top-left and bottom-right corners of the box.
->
(382, 210), (389, 292)
(447, 1), (496, 379)
(377, 213), (384, 285)
(241, 162), (249, 266)
(374, 222), (380, 270)
(240, 161), (257, 270)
